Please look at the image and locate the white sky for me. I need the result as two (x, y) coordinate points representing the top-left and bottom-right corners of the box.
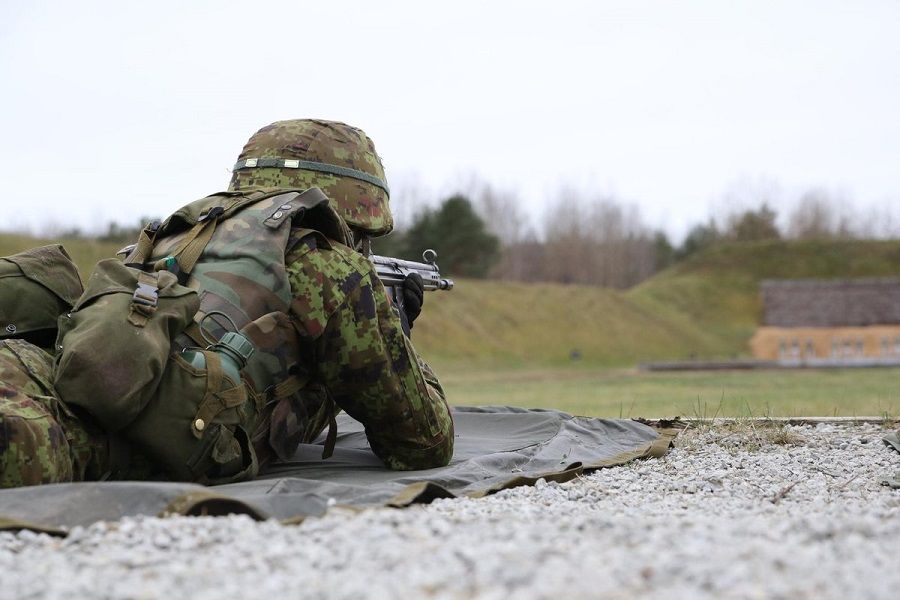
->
(1, 0), (898, 241)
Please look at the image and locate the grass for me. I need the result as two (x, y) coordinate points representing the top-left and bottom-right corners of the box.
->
(7, 233), (900, 367)
(628, 239), (900, 355)
(4, 233), (900, 418)
(434, 362), (900, 419)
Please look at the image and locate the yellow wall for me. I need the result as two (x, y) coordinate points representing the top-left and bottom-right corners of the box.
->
(750, 325), (900, 360)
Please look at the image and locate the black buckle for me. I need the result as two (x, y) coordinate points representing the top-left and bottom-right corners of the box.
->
(198, 206), (224, 222)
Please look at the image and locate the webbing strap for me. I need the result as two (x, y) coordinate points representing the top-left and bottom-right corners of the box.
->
(127, 271), (159, 327)
(171, 208), (222, 277)
(123, 223), (158, 266)
(265, 373), (335, 459)
(269, 374), (307, 401)
(181, 322), (209, 348)
(191, 352), (248, 440)
(322, 406), (338, 460)
(233, 158), (390, 195)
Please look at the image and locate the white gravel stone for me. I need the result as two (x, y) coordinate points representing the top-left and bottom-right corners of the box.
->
(2, 423), (899, 599)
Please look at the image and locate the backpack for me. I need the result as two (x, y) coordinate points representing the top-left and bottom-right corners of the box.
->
(0, 245), (83, 349)
(54, 187), (348, 484)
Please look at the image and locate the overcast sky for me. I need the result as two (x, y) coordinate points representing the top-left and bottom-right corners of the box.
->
(2, 0), (898, 241)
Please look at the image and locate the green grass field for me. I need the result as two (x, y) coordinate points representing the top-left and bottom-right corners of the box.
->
(434, 363), (900, 419)
(4, 233), (900, 417)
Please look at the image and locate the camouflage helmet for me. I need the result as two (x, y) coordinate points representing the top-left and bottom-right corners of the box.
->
(228, 119), (393, 236)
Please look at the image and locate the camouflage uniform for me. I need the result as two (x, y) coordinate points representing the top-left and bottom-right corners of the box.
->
(0, 245), (107, 487)
(0, 119), (453, 488)
(0, 340), (106, 487)
(258, 228), (453, 470)
(230, 120), (453, 471)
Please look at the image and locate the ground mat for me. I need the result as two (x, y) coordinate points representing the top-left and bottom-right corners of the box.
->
(0, 407), (673, 533)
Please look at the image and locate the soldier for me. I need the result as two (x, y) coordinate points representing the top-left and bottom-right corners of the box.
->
(227, 119), (455, 471)
(0, 119), (454, 488)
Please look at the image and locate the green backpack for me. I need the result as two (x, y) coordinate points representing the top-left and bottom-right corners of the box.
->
(0, 245), (83, 349)
(51, 259), (255, 483)
(53, 187), (348, 484)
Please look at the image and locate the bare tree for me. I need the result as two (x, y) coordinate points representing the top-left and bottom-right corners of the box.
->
(448, 174), (528, 246)
(443, 173), (538, 280)
(786, 189), (854, 240)
(539, 191), (656, 288)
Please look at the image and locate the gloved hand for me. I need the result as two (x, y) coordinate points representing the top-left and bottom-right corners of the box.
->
(402, 273), (425, 329)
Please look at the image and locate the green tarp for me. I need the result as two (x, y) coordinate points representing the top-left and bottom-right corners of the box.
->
(0, 407), (673, 534)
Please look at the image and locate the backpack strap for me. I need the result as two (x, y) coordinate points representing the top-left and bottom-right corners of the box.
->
(123, 220), (162, 267)
(321, 397), (338, 460)
(168, 206), (224, 277)
(190, 350), (251, 440)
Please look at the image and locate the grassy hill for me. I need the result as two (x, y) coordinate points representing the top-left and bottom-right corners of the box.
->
(628, 239), (900, 359)
(415, 239), (900, 368)
(5, 233), (900, 370)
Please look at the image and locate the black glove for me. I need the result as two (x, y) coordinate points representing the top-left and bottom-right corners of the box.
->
(402, 273), (425, 329)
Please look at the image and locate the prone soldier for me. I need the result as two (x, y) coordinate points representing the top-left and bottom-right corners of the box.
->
(0, 119), (454, 487)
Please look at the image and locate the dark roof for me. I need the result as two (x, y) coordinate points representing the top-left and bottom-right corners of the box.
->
(761, 278), (900, 327)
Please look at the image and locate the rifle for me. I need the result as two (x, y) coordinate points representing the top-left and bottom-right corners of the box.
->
(369, 250), (454, 326)
(370, 249), (454, 291)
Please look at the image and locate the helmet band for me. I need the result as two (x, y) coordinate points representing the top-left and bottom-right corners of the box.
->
(233, 158), (389, 196)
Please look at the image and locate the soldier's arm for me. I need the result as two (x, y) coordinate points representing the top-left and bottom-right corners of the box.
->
(315, 270), (454, 470)
(286, 237), (453, 470)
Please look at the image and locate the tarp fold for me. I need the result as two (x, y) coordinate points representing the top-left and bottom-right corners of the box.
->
(0, 407), (674, 533)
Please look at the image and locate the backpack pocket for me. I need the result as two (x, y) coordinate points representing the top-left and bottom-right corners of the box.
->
(0, 245), (84, 348)
(54, 259), (200, 431)
(54, 258), (260, 484)
(123, 349), (260, 484)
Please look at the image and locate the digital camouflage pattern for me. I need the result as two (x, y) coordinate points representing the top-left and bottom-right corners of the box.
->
(145, 183), (451, 470)
(0, 118), (449, 486)
(228, 119), (394, 236)
(148, 189), (349, 398)
(0, 339), (106, 488)
(278, 230), (454, 470)
(0, 245), (84, 348)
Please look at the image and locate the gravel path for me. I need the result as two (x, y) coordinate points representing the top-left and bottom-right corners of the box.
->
(2, 422), (899, 600)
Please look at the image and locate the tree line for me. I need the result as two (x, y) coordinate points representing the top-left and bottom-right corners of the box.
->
(378, 183), (900, 288)
(60, 182), (900, 290)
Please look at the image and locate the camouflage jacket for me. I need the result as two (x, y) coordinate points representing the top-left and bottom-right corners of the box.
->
(262, 228), (454, 471)
(130, 187), (452, 473)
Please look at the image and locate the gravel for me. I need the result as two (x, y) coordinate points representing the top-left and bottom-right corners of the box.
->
(2, 422), (899, 600)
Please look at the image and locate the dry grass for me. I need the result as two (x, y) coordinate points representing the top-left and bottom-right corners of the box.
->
(676, 419), (809, 452)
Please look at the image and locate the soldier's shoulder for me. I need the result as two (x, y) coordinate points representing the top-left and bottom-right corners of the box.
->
(289, 229), (372, 274)
(287, 231), (378, 337)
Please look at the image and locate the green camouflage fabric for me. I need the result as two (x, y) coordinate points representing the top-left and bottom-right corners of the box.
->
(144, 188), (451, 470)
(228, 119), (394, 236)
(0, 245), (84, 349)
(0, 339), (107, 488)
(147, 189), (349, 400)
(272, 230), (454, 471)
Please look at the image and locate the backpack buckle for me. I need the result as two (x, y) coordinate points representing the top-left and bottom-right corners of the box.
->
(132, 282), (159, 309)
(128, 274), (160, 327)
(198, 206), (224, 223)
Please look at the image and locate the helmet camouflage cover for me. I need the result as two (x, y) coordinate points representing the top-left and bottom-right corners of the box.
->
(228, 119), (393, 236)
